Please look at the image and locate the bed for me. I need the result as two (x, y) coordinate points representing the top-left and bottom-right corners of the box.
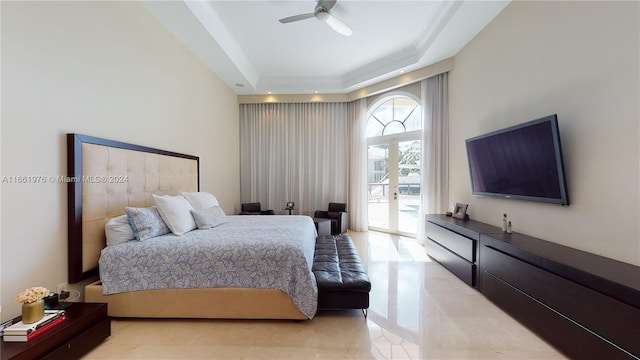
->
(67, 134), (317, 319)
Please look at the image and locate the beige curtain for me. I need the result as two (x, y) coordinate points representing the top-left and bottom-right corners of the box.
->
(418, 73), (450, 241)
(239, 102), (349, 215)
(347, 98), (368, 231)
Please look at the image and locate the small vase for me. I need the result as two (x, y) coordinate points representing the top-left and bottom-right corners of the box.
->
(22, 299), (45, 324)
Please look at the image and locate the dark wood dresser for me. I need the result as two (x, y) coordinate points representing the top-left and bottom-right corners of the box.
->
(425, 214), (640, 359)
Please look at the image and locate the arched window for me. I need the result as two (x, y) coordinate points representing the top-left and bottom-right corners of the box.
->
(366, 96), (421, 138)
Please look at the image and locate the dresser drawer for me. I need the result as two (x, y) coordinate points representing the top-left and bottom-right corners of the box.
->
(481, 269), (635, 360)
(42, 317), (111, 360)
(425, 221), (475, 262)
(425, 237), (475, 287)
(482, 245), (640, 358)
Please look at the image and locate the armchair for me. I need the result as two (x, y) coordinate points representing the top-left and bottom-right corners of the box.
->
(239, 202), (274, 215)
(314, 202), (349, 235)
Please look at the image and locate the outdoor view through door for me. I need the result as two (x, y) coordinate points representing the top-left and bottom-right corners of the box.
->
(367, 95), (422, 236)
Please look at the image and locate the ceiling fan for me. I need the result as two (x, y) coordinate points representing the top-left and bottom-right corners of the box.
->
(279, 0), (353, 37)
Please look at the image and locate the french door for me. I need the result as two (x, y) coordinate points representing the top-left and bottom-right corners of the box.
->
(368, 133), (421, 236)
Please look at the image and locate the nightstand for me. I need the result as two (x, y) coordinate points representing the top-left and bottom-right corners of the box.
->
(1, 302), (110, 360)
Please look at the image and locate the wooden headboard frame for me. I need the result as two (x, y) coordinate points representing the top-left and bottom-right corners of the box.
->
(67, 134), (200, 283)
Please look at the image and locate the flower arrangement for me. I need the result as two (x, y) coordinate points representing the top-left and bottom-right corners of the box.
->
(15, 286), (51, 304)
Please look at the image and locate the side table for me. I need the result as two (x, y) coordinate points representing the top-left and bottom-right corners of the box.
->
(1, 302), (110, 360)
(282, 207), (297, 215)
(313, 218), (331, 237)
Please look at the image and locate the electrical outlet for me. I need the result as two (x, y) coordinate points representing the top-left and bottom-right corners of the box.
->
(56, 282), (68, 294)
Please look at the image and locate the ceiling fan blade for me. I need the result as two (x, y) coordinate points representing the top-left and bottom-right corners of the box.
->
(324, 13), (353, 36)
(279, 13), (315, 23)
(317, 0), (337, 12)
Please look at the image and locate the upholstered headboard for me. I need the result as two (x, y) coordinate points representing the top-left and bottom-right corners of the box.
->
(67, 134), (199, 283)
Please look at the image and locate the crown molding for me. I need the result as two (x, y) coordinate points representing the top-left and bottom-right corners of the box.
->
(238, 57), (453, 104)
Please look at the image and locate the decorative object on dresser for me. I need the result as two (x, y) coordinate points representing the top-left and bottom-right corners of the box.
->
(239, 202), (275, 215)
(15, 287), (51, 324)
(426, 213), (640, 359)
(501, 213), (508, 232)
(314, 202), (349, 234)
(18, 301), (44, 326)
(452, 203), (469, 220)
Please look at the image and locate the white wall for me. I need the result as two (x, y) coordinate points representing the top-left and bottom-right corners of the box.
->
(1, 1), (240, 319)
(449, 1), (639, 265)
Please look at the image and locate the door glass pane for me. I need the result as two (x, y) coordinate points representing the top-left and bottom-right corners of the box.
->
(368, 144), (389, 230)
(398, 140), (421, 234)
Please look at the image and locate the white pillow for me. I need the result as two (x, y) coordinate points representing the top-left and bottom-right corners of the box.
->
(152, 194), (197, 235)
(182, 192), (220, 210)
(105, 215), (135, 246)
(190, 206), (228, 229)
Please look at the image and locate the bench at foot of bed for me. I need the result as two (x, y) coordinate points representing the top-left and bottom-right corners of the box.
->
(313, 235), (371, 316)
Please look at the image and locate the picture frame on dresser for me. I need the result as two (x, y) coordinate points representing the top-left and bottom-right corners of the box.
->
(452, 203), (468, 219)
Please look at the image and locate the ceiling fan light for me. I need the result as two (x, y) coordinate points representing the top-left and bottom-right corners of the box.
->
(315, 10), (330, 22)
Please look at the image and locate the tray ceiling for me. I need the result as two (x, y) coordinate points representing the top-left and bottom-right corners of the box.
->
(140, 1), (510, 94)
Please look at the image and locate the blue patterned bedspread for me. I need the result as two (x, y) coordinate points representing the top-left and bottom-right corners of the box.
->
(99, 215), (318, 318)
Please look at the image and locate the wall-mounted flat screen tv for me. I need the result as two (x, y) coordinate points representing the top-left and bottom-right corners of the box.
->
(465, 114), (569, 206)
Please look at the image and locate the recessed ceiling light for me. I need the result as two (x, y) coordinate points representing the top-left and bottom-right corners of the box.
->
(268, 91), (272, 94)
(399, 70), (405, 74)
(314, 91), (318, 94)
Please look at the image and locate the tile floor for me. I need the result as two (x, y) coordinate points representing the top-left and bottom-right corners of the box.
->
(83, 231), (565, 359)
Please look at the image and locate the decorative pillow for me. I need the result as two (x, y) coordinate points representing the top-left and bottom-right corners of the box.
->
(125, 206), (171, 241)
(182, 192), (220, 210)
(152, 194), (197, 235)
(105, 215), (135, 246)
(190, 206), (228, 229)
